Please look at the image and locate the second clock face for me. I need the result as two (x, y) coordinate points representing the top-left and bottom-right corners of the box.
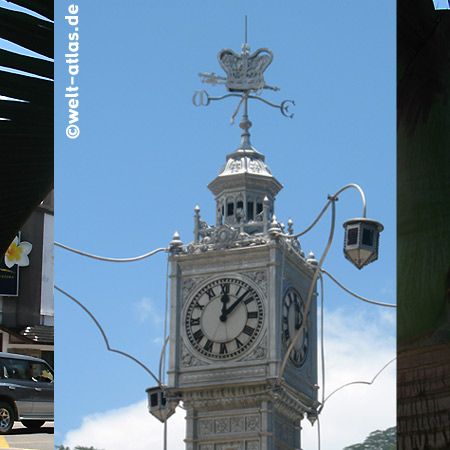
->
(185, 277), (264, 360)
(282, 287), (308, 367)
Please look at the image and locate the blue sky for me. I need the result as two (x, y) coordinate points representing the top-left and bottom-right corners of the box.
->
(54, 1), (395, 448)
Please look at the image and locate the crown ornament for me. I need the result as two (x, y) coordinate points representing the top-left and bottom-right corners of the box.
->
(217, 46), (278, 93)
(193, 17), (294, 128)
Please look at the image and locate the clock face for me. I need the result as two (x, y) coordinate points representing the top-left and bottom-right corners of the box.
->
(185, 277), (264, 360)
(282, 287), (308, 367)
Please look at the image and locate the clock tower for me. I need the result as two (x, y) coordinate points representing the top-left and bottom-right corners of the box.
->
(167, 37), (320, 450)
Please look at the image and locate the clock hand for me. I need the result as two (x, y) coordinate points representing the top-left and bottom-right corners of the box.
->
(220, 290), (250, 322)
(295, 302), (301, 329)
(220, 293), (230, 319)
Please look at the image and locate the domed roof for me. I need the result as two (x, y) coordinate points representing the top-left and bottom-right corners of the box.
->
(208, 143), (283, 197)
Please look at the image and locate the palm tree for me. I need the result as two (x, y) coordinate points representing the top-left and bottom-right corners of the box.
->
(397, 0), (450, 448)
(0, 0), (53, 254)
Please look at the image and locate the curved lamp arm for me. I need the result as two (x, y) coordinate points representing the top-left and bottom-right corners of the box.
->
(276, 199), (337, 387)
(276, 183), (367, 240)
(55, 285), (163, 388)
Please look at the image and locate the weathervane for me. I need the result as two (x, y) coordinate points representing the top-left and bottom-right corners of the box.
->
(193, 16), (295, 127)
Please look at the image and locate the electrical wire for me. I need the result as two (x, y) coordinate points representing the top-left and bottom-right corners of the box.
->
(162, 255), (170, 385)
(317, 415), (322, 450)
(55, 285), (162, 387)
(275, 184), (366, 240)
(319, 273), (326, 410)
(162, 255), (171, 450)
(321, 269), (396, 308)
(276, 199), (337, 386)
(321, 357), (396, 408)
(55, 241), (168, 261)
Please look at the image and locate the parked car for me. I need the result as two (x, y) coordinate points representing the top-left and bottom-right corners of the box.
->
(0, 352), (53, 434)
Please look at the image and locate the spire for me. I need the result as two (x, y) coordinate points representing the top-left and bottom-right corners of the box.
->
(193, 18), (294, 234)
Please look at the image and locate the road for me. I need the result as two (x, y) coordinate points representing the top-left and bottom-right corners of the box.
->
(0, 422), (54, 450)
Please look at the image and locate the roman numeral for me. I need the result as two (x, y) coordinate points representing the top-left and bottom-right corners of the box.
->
(195, 302), (205, 310)
(235, 338), (243, 348)
(220, 284), (230, 294)
(190, 317), (200, 326)
(220, 343), (228, 355)
(205, 287), (216, 300)
(282, 316), (288, 324)
(243, 295), (254, 305)
(243, 325), (255, 336)
(193, 329), (204, 342)
(204, 340), (213, 352)
(247, 311), (258, 319)
(234, 286), (242, 297)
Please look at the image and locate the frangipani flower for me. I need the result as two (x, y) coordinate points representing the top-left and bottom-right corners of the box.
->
(4, 236), (32, 268)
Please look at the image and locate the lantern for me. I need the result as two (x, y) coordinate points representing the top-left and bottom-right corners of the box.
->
(343, 218), (384, 269)
(146, 386), (177, 423)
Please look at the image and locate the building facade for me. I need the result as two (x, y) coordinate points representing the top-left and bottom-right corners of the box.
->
(0, 191), (54, 367)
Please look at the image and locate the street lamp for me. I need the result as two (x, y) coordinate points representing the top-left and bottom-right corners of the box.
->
(343, 218), (384, 269)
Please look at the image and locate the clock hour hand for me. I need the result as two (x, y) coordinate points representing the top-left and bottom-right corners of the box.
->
(220, 290), (249, 322)
(220, 292), (230, 319)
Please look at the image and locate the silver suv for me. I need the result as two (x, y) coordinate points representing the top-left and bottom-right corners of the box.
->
(0, 352), (53, 434)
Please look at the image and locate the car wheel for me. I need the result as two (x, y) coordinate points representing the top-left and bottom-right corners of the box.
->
(0, 402), (14, 434)
(21, 420), (45, 430)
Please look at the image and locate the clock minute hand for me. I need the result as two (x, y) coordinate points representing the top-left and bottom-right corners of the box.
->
(220, 290), (249, 321)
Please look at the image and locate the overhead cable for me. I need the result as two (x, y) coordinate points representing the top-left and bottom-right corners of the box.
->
(55, 241), (168, 262)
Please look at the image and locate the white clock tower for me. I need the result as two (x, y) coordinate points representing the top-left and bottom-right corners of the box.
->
(166, 36), (320, 450)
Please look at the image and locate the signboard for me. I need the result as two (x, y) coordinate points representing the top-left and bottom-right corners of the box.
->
(0, 234), (32, 297)
(0, 260), (19, 296)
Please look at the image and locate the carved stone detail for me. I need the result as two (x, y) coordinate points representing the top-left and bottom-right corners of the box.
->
(245, 415), (260, 432)
(230, 417), (245, 433)
(246, 271), (267, 294)
(230, 160), (242, 173)
(184, 224), (270, 255)
(246, 442), (259, 450)
(200, 445), (214, 450)
(197, 413), (262, 438)
(216, 441), (244, 450)
(271, 387), (310, 422)
(215, 418), (230, 434)
(180, 366), (266, 386)
(248, 160), (262, 173)
(181, 341), (207, 367)
(182, 385), (271, 410)
(199, 419), (215, 436)
(182, 277), (206, 305)
(243, 334), (267, 361)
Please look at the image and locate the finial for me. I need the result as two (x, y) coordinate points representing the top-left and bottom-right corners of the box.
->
(307, 251), (318, 266)
(193, 21), (295, 141)
(169, 231), (183, 251)
(288, 218), (294, 235)
(241, 15), (250, 55)
(194, 205), (200, 214)
(245, 15), (248, 45)
(269, 214), (281, 235)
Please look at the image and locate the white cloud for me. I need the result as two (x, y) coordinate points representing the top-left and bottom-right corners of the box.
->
(135, 297), (164, 325)
(64, 308), (395, 450)
(302, 308), (396, 450)
(64, 400), (186, 450)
